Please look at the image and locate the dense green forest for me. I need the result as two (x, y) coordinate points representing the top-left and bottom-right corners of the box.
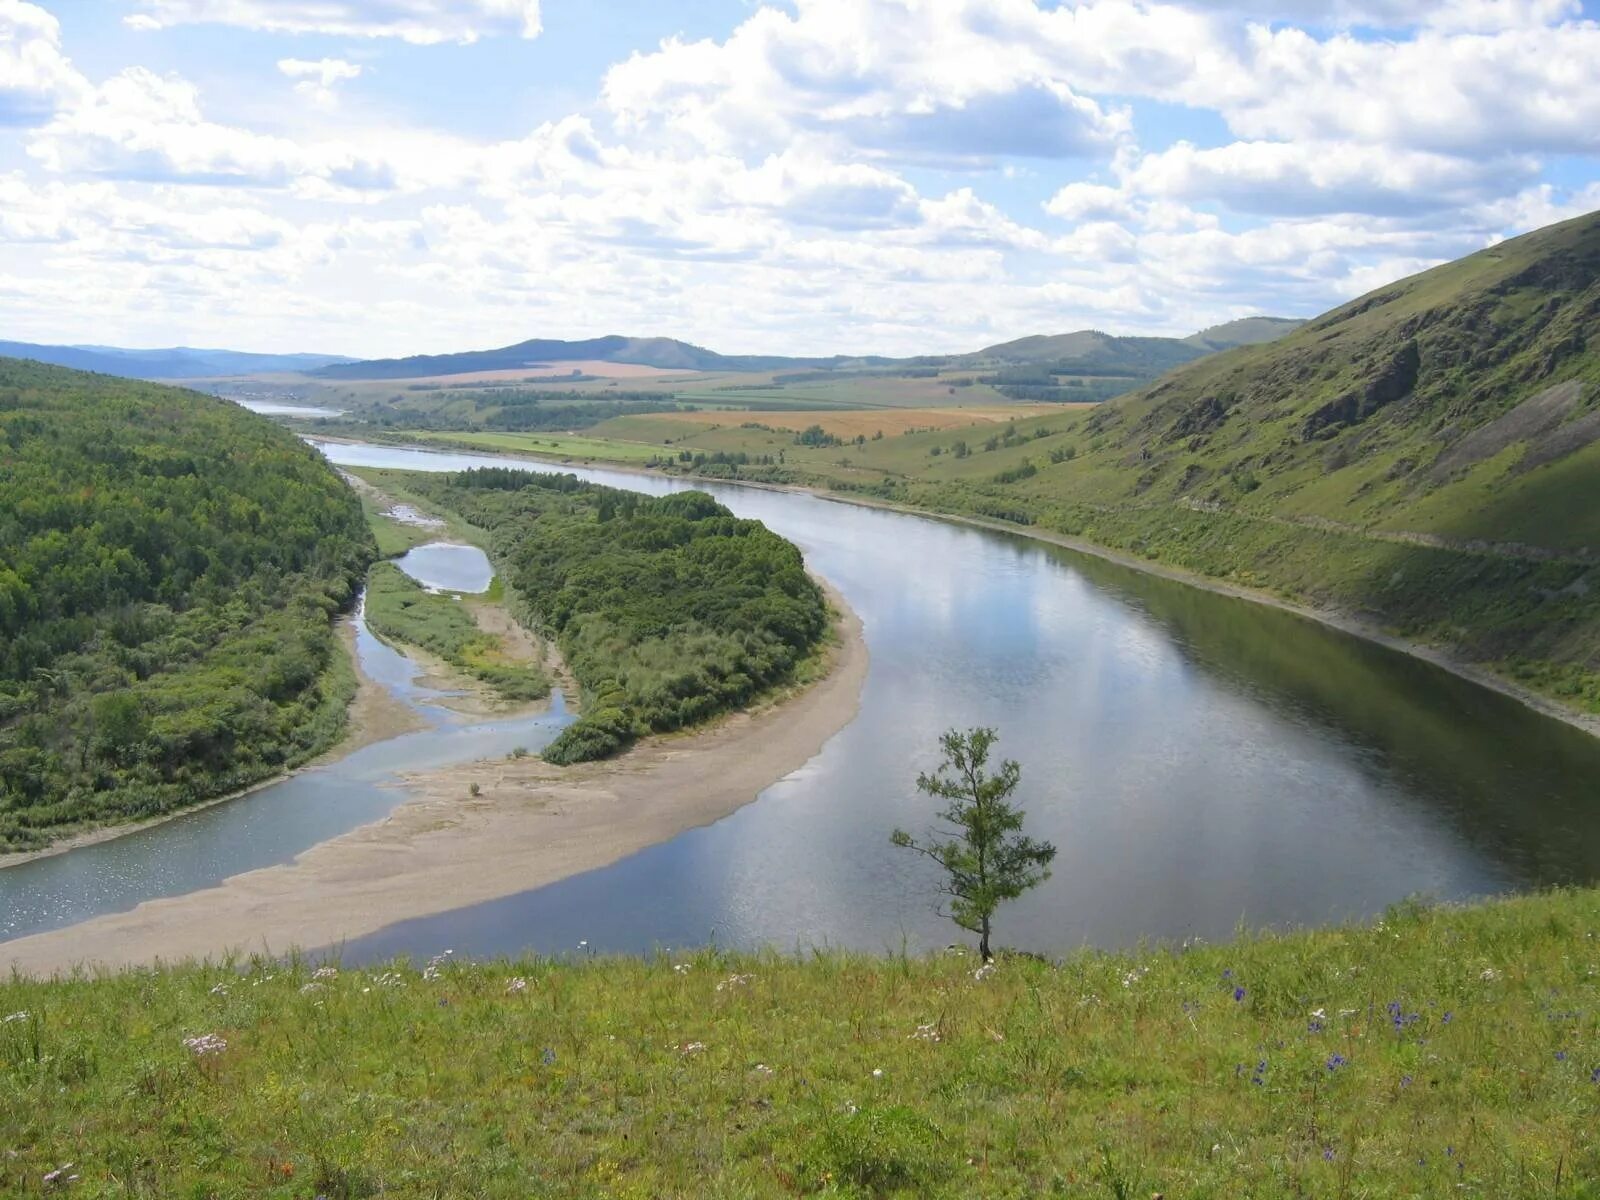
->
(0, 359), (373, 852)
(393, 468), (828, 763)
(363, 564), (550, 701)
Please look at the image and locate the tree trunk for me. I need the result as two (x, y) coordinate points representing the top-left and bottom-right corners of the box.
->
(979, 917), (991, 962)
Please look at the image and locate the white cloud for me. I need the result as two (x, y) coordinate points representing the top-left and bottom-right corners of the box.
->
(127, 1), (542, 45)
(0, 1), (87, 126)
(278, 58), (363, 107)
(602, 0), (1129, 164)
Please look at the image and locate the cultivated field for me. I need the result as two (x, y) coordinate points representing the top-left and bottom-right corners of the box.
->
(600, 404), (1072, 440)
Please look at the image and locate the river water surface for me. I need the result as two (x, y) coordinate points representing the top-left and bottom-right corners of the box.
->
(5, 438), (1600, 961)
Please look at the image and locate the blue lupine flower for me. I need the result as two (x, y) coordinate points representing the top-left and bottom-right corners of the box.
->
(1326, 1054), (1347, 1072)
(1556, 1051), (1568, 1062)
(541, 1047), (557, 1066)
(1234, 986), (1246, 1002)
(1400, 1074), (1413, 1088)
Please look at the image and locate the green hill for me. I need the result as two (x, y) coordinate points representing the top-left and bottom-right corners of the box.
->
(600, 212), (1599, 714)
(1183, 315), (1306, 351)
(0, 359), (374, 851)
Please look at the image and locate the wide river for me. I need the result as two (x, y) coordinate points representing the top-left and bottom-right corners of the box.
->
(5, 438), (1600, 961)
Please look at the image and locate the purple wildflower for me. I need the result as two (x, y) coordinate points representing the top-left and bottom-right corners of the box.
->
(1325, 1053), (1347, 1072)
(1233, 986), (1247, 1003)
(1323, 1148), (1336, 1162)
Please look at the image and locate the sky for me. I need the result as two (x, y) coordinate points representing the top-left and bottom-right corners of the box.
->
(2, 1), (1599, 358)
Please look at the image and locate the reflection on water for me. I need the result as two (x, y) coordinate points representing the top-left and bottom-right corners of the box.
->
(0, 602), (570, 941)
(302, 441), (1600, 963)
(394, 542), (494, 594)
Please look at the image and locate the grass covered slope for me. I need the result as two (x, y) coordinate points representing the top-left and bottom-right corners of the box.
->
(3, 891), (1599, 1196)
(0, 358), (374, 852)
(396, 468), (829, 763)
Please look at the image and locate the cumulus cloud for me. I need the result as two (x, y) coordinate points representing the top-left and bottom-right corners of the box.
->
(0, 1), (87, 126)
(603, 0), (1128, 164)
(127, 1), (542, 45)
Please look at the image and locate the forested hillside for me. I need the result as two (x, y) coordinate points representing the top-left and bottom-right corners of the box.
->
(0, 359), (374, 851)
(390, 468), (829, 763)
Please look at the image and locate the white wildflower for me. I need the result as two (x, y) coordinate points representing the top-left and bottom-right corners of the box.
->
(909, 1022), (942, 1043)
(1480, 967), (1502, 981)
(312, 966), (339, 981)
(182, 1033), (227, 1058)
(208, 983), (229, 997)
(505, 977), (528, 994)
(973, 962), (996, 982)
(1309, 1008), (1327, 1021)
(1338, 1008), (1358, 1018)
(751, 1063), (775, 1077)
(3, 1011), (28, 1024)
(41, 1162), (77, 1187)
(299, 983), (323, 995)
(1121, 966), (1149, 989)
(679, 1041), (707, 1056)
(871, 1068), (884, 1078)
(673, 963), (692, 975)
(716, 973), (755, 992)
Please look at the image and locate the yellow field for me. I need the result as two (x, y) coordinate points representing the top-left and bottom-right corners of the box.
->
(641, 404), (1077, 438)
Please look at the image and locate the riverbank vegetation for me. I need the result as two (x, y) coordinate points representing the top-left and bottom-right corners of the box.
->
(380, 467), (829, 763)
(3, 888), (1598, 1195)
(363, 563), (550, 702)
(0, 359), (374, 853)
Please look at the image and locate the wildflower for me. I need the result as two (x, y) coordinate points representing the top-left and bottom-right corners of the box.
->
(673, 963), (692, 975)
(1590, 1067), (1600, 1084)
(716, 974), (755, 992)
(182, 1033), (227, 1058)
(1400, 1074), (1413, 1088)
(41, 1163), (77, 1187)
(679, 1041), (706, 1056)
(1222, 969), (1233, 980)
(299, 983), (323, 995)
(1120, 966), (1148, 989)
(208, 983), (229, 997)
(1442, 1011), (1453, 1024)
(751, 1063), (774, 1077)
(1233, 987), (1247, 1003)
(1323, 1148), (1336, 1162)
(974, 962), (997, 982)
(910, 1022), (942, 1042)
(2, 1012), (28, 1024)
(312, 966), (338, 981)
(871, 1068), (884, 1078)
(1325, 1054), (1347, 1072)
(1308, 1018), (1325, 1034)
(422, 954), (449, 982)
(505, 977), (528, 994)
(1480, 967), (1501, 981)
(1556, 1051), (1569, 1062)
(1309, 1008), (1327, 1021)
(541, 1047), (557, 1066)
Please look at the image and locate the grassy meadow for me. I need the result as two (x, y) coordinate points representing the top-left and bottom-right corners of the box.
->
(4, 889), (1600, 1196)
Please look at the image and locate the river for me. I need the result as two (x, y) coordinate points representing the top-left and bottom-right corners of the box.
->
(6, 437), (1600, 961)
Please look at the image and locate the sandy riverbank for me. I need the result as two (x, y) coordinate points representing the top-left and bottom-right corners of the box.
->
(0, 585), (867, 976)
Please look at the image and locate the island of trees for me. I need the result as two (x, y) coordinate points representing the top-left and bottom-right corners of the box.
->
(390, 467), (831, 764)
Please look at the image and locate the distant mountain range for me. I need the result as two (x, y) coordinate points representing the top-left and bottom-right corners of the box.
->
(0, 317), (1303, 385)
(0, 341), (352, 380)
(312, 318), (1304, 382)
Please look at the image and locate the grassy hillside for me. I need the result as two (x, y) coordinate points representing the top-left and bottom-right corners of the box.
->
(4, 889), (1599, 1196)
(0, 359), (375, 852)
(515, 212), (1600, 715)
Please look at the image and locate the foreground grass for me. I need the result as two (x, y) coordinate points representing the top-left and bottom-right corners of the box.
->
(5, 891), (1600, 1196)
